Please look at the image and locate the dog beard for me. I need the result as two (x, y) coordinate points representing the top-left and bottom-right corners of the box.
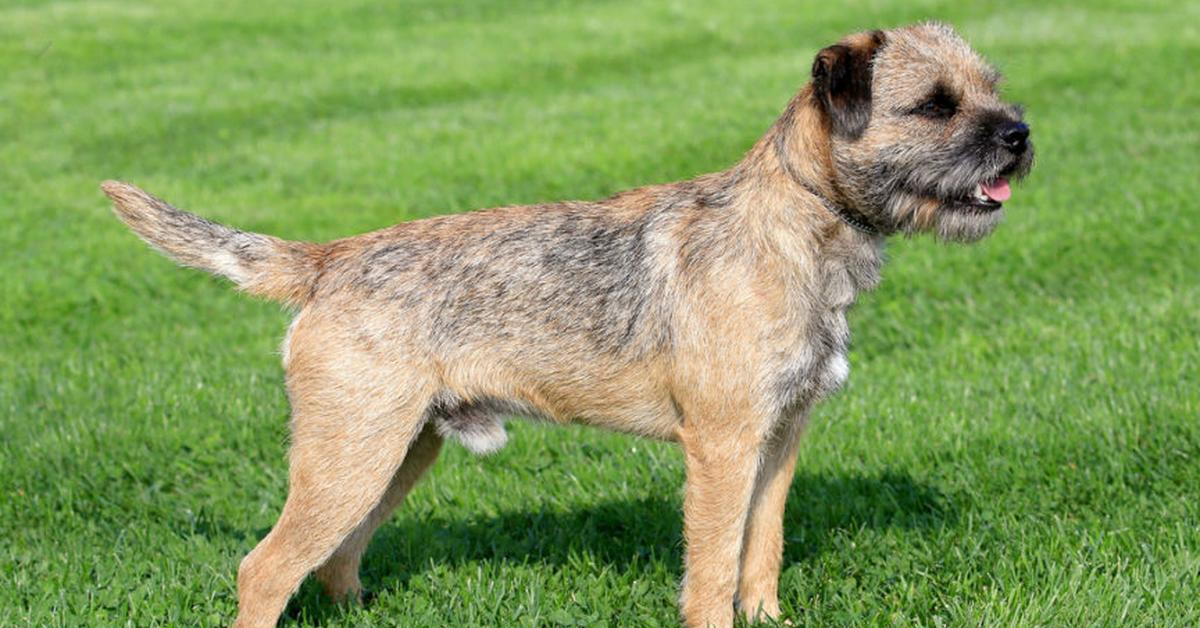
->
(859, 135), (1034, 243)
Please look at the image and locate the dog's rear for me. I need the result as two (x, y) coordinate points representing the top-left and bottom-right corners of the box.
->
(102, 181), (322, 306)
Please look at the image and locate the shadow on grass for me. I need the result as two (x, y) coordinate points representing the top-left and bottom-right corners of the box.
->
(281, 470), (955, 624)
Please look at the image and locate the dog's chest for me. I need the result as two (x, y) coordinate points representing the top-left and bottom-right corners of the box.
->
(771, 240), (881, 413)
(782, 287), (852, 405)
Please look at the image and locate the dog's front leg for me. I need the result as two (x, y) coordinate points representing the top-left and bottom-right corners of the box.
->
(737, 417), (808, 623)
(677, 407), (766, 628)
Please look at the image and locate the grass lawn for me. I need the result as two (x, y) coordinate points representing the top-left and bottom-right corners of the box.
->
(2, 0), (1198, 625)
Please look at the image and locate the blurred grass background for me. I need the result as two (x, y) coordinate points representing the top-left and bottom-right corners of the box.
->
(1, 0), (1197, 625)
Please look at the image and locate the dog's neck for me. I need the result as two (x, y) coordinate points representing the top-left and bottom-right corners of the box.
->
(742, 87), (889, 239)
(721, 89), (886, 294)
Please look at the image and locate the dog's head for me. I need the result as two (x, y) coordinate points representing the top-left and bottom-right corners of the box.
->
(811, 23), (1034, 242)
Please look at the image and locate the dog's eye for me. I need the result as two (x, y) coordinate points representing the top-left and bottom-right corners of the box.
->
(914, 94), (957, 119)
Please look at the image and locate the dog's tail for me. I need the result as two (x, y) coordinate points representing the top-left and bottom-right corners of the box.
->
(101, 181), (323, 307)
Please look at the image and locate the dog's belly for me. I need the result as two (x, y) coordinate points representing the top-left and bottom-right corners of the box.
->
(428, 371), (680, 454)
(431, 397), (532, 455)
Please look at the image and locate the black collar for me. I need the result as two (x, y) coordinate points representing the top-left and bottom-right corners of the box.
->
(772, 131), (884, 237)
(796, 180), (882, 237)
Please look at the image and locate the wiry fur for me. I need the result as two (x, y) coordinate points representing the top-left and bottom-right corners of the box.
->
(104, 23), (1031, 628)
(834, 23), (1034, 241)
(102, 182), (323, 306)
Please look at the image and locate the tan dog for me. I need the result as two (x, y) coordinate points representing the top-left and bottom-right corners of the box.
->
(104, 22), (1032, 627)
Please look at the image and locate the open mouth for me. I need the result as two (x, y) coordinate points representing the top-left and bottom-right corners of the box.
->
(951, 177), (1010, 212)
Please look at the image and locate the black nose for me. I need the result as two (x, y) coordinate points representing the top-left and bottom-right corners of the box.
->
(995, 121), (1030, 152)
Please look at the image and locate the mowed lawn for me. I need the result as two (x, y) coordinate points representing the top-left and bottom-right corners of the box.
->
(2, 0), (1198, 625)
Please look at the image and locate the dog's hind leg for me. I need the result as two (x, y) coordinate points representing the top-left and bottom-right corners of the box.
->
(314, 421), (444, 601)
(232, 365), (435, 628)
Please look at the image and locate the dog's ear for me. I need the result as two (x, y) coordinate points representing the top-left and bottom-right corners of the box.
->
(811, 30), (885, 140)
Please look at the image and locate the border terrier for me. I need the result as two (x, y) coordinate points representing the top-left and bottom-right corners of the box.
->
(103, 22), (1032, 628)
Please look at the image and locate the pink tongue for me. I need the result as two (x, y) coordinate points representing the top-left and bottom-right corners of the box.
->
(982, 178), (1011, 202)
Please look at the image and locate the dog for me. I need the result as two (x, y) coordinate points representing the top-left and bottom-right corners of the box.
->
(103, 22), (1032, 627)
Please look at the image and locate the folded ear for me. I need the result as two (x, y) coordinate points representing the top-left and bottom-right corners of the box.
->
(811, 30), (885, 139)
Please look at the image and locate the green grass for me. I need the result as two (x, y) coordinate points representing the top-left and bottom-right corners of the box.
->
(2, 0), (1198, 625)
